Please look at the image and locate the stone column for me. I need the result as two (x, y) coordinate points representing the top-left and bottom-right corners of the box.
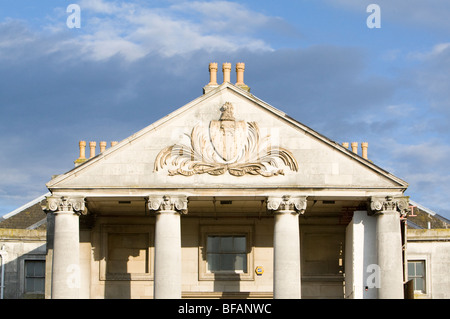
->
(268, 195), (307, 299)
(370, 195), (409, 299)
(44, 196), (85, 299)
(148, 195), (188, 299)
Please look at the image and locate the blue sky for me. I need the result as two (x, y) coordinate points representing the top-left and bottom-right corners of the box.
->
(0, 0), (449, 219)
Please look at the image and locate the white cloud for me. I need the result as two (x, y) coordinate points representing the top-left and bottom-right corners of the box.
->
(407, 42), (450, 61)
(65, 0), (275, 61)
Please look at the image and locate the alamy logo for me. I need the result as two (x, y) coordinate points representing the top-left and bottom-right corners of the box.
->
(366, 4), (381, 29)
(366, 264), (381, 288)
(66, 264), (81, 289)
(66, 4), (81, 29)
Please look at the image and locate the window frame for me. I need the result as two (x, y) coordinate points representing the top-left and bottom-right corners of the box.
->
(19, 254), (46, 297)
(407, 254), (431, 298)
(408, 260), (426, 294)
(24, 259), (46, 294)
(199, 225), (254, 281)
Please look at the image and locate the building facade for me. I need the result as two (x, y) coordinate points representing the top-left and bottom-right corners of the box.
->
(42, 63), (412, 299)
(0, 194), (49, 299)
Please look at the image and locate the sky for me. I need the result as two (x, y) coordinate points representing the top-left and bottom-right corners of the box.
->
(0, 0), (449, 220)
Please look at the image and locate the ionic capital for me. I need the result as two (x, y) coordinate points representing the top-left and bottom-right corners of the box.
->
(370, 195), (409, 216)
(147, 195), (188, 214)
(267, 195), (307, 214)
(43, 196), (86, 215)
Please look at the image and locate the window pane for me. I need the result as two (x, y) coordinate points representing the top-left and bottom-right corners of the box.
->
(235, 254), (247, 272)
(34, 262), (45, 277)
(25, 278), (34, 292)
(415, 277), (424, 292)
(221, 254), (235, 271)
(34, 278), (45, 293)
(408, 262), (415, 276)
(234, 237), (246, 252)
(415, 262), (424, 276)
(207, 253), (220, 271)
(221, 237), (234, 252)
(26, 263), (35, 276)
(207, 237), (220, 253)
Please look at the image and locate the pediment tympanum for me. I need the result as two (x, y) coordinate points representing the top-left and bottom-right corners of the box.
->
(154, 102), (298, 177)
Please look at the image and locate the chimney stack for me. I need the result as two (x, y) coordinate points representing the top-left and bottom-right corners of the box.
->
(236, 62), (245, 85)
(89, 141), (96, 158)
(74, 141), (87, 167)
(351, 142), (358, 154)
(100, 141), (107, 153)
(361, 142), (368, 159)
(235, 62), (250, 92)
(74, 140), (119, 167)
(208, 62), (218, 86)
(203, 62), (250, 93)
(222, 62), (231, 83)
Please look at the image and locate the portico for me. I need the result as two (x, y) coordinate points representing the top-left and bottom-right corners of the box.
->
(43, 63), (409, 299)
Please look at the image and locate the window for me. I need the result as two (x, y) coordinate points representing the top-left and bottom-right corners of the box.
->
(207, 235), (247, 273)
(408, 260), (426, 293)
(199, 225), (254, 281)
(25, 260), (45, 294)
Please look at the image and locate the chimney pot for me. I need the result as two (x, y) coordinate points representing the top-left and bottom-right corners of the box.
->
(222, 62), (231, 83)
(361, 142), (368, 159)
(208, 62), (218, 86)
(111, 141), (118, 147)
(89, 141), (97, 158)
(235, 62), (245, 85)
(74, 141), (87, 167)
(79, 141), (86, 159)
(342, 142), (349, 149)
(351, 142), (358, 154)
(100, 141), (107, 153)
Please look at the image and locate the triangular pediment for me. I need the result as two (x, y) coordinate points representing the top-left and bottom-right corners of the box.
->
(47, 83), (407, 193)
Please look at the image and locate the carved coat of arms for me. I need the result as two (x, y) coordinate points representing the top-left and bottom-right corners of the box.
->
(154, 102), (298, 177)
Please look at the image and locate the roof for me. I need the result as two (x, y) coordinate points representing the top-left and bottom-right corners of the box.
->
(0, 193), (50, 230)
(407, 200), (450, 229)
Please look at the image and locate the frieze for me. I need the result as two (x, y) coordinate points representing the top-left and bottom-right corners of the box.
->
(154, 102), (298, 177)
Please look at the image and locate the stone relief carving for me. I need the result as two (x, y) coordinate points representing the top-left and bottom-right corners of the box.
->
(154, 102), (298, 177)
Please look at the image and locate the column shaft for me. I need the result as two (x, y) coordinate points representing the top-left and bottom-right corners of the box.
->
(371, 196), (408, 299)
(376, 210), (404, 298)
(273, 211), (301, 299)
(268, 195), (306, 299)
(154, 211), (181, 299)
(44, 196), (85, 299)
(52, 211), (80, 299)
(148, 195), (187, 299)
